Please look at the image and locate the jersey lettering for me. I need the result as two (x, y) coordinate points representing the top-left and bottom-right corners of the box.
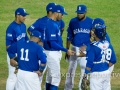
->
(73, 28), (90, 34)
(17, 33), (26, 41)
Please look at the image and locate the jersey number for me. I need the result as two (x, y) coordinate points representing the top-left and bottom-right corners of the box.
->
(101, 48), (112, 61)
(20, 48), (29, 61)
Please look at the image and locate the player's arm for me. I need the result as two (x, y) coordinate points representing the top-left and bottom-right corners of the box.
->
(6, 29), (14, 49)
(108, 45), (117, 67)
(27, 19), (41, 35)
(36, 47), (47, 77)
(84, 47), (95, 76)
(50, 40), (74, 56)
(7, 42), (18, 66)
(81, 47), (93, 90)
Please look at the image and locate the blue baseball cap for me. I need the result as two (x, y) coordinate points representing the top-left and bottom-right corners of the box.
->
(52, 5), (68, 15)
(92, 18), (106, 40)
(92, 18), (106, 28)
(15, 8), (29, 16)
(76, 4), (87, 14)
(31, 30), (41, 40)
(46, 2), (56, 11)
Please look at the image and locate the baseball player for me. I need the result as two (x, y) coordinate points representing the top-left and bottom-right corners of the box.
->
(27, 3), (65, 42)
(27, 2), (66, 86)
(5, 7), (29, 90)
(43, 5), (74, 90)
(83, 18), (117, 90)
(64, 5), (93, 90)
(7, 30), (47, 90)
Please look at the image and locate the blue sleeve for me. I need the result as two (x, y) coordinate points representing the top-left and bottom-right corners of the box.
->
(86, 46), (94, 68)
(37, 47), (47, 64)
(6, 27), (14, 46)
(50, 41), (68, 52)
(67, 20), (74, 41)
(109, 45), (117, 64)
(28, 19), (41, 32)
(7, 43), (17, 59)
(106, 33), (111, 43)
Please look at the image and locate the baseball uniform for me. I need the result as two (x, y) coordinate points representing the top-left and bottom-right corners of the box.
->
(7, 31), (47, 90)
(64, 5), (93, 90)
(85, 40), (116, 90)
(5, 7), (29, 90)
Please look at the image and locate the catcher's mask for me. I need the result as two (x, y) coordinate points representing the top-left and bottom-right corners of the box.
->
(92, 18), (106, 40)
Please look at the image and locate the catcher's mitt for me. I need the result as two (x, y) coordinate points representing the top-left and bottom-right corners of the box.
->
(81, 77), (90, 90)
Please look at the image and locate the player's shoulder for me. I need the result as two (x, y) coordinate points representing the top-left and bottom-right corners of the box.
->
(37, 16), (49, 21)
(69, 17), (78, 24)
(6, 21), (17, 31)
(70, 17), (78, 21)
(85, 16), (93, 22)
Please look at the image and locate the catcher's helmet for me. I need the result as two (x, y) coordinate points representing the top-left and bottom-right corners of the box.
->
(92, 18), (106, 40)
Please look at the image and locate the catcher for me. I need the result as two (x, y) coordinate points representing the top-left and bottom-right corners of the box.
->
(79, 18), (116, 90)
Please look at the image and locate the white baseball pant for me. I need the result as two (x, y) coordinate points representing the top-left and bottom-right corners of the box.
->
(90, 70), (111, 90)
(15, 69), (41, 90)
(6, 54), (17, 90)
(45, 50), (62, 86)
(64, 46), (87, 90)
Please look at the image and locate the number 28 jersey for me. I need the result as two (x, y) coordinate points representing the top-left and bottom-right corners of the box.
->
(86, 40), (117, 72)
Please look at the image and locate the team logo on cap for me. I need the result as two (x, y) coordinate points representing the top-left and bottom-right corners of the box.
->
(23, 9), (26, 13)
(57, 10), (61, 12)
(79, 6), (81, 10)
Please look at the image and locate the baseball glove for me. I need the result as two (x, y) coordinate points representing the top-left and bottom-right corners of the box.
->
(81, 77), (90, 90)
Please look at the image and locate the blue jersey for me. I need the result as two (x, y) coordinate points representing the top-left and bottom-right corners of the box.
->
(67, 17), (93, 47)
(28, 16), (49, 41)
(7, 40), (46, 72)
(86, 40), (116, 72)
(43, 19), (63, 51)
(28, 16), (65, 40)
(6, 21), (29, 46)
(56, 19), (65, 35)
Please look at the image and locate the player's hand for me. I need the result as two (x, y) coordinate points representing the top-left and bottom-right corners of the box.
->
(35, 71), (42, 77)
(10, 59), (18, 67)
(67, 50), (75, 56)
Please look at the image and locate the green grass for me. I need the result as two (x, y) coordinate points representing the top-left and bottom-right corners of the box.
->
(0, 0), (120, 90)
